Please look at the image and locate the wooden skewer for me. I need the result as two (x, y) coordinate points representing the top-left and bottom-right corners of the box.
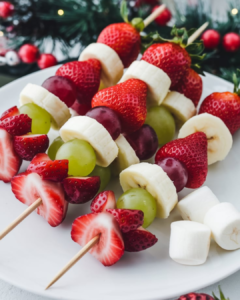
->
(45, 235), (100, 290)
(0, 198), (42, 240)
(143, 4), (166, 28)
(187, 22), (209, 45)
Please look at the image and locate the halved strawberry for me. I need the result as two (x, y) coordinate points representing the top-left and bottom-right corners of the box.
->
(0, 128), (22, 183)
(13, 134), (49, 161)
(27, 153), (68, 182)
(62, 177), (100, 204)
(122, 227), (158, 252)
(71, 212), (124, 266)
(106, 209), (144, 233)
(1, 106), (19, 120)
(0, 114), (32, 136)
(11, 172), (68, 227)
(90, 191), (116, 213)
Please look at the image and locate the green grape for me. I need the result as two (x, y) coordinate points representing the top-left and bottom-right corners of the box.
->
(145, 106), (175, 145)
(48, 136), (64, 160)
(56, 139), (96, 177)
(19, 103), (51, 134)
(90, 165), (111, 192)
(117, 188), (157, 228)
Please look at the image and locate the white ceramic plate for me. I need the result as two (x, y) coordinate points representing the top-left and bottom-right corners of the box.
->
(0, 67), (239, 300)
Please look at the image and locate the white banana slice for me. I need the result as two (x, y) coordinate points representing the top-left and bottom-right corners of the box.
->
(162, 91), (196, 124)
(79, 43), (124, 88)
(178, 113), (233, 165)
(119, 60), (171, 106)
(177, 186), (220, 223)
(60, 116), (118, 167)
(169, 221), (211, 266)
(20, 83), (71, 130)
(111, 134), (139, 176)
(120, 162), (178, 218)
(204, 202), (240, 251)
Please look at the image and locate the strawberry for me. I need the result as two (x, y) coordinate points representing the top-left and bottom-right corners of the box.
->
(27, 153), (68, 182)
(122, 227), (158, 252)
(97, 23), (141, 68)
(90, 190), (116, 213)
(1, 106), (19, 120)
(62, 176), (100, 204)
(199, 92), (240, 134)
(11, 171), (68, 227)
(106, 209), (144, 233)
(92, 79), (148, 133)
(71, 212), (124, 266)
(0, 128), (22, 183)
(141, 43), (191, 88)
(13, 134), (49, 161)
(56, 59), (101, 106)
(71, 101), (91, 116)
(155, 132), (208, 189)
(173, 68), (203, 107)
(177, 293), (214, 300)
(0, 114), (32, 136)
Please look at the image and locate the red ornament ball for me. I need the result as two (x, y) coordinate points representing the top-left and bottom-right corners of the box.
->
(222, 32), (240, 52)
(152, 6), (172, 26)
(201, 29), (221, 49)
(18, 44), (40, 64)
(0, 1), (14, 18)
(37, 54), (57, 69)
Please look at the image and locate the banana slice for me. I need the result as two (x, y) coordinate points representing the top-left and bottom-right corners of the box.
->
(79, 43), (124, 88)
(20, 83), (71, 130)
(178, 113), (233, 165)
(162, 91), (196, 124)
(120, 162), (178, 218)
(119, 60), (171, 106)
(111, 134), (140, 176)
(60, 116), (118, 167)
(204, 203), (240, 251)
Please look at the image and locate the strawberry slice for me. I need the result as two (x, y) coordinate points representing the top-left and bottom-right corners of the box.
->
(62, 177), (100, 204)
(122, 227), (158, 252)
(0, 128), (22, 183)
(90, 191), (116, 213)
(0, 114), (32, 136)
(11, 172), (68, 227)
(1, 106), (20, 120)
(106, 209), (144, 233)
(27, 153), (68, 182)
(71, 212), (124, 266)
(13, 134), (49, 161)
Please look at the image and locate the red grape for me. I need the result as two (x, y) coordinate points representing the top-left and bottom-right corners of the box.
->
(86, 107), (122, 140)
(124, 125), (158, 160)
(156, 157), (188, 192)
(42, 76), (77, 107)
(71, 101), (91, 116)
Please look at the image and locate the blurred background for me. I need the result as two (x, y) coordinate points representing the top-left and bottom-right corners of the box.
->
(0, 0), (240, 87)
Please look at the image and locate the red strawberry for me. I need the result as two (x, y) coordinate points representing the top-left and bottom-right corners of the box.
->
(106, 209), (144, 233)
(199, 92), (240, 134)
(92, 79), (147, 133)
(56, 59), (101, 106)
(62, 176), (100, 204)
(71, 101), (91, 116)
(173, 68), (203, 107)
(1, 106), (19, 120)
(122, 227), (158, 252)
(155, 132), (208, 189)
(11, 172), (68, 227)
(90, 190), (116, 213)
(177, 293), (214, 300)
(0, 128), (22, 183)
(71, 212), (124, 266)
(141, 43), (191, 88)
(0, 114), (32, 136)
(27, 153), (68, 182)
(97, 23), (141, 68)
(13, 134), (49, 161)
